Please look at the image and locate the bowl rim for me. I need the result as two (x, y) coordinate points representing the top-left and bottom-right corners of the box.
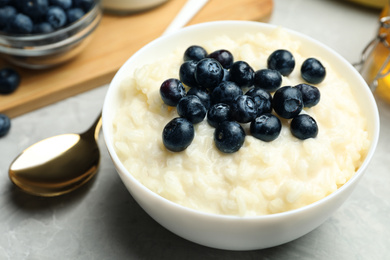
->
(103, 20), (380, 221)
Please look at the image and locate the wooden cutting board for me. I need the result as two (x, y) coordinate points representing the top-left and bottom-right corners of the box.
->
(0, 0), (273, 118)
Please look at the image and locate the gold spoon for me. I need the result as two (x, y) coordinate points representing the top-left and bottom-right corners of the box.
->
(9, 114), (102, 197)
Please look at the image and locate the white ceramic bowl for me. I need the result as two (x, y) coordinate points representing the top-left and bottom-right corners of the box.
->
(102, 21), (380, 250)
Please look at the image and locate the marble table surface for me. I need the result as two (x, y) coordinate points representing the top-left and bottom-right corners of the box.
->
(1, 0), (389, 259)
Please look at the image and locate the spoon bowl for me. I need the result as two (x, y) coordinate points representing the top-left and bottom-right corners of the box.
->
(9, 114), (102, 197)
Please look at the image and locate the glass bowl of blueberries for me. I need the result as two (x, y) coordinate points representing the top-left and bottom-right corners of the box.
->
(0, 0), (102, 69)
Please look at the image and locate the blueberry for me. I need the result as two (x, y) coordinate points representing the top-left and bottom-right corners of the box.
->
(187, 87), (210, 110)
(272, 86), (303, 119)
(20, 0), (49, 19)
(267, 49), (295, 76)
(214, 121), (245, 153)
(210, 81), (243, 105)
(290, 114), (318, 140)
(207, 103), (232, 128)
(67, 8), (85, 24)
(0, 68), (20, 94)
(295, 83), (320, 107)
(160, 78), (186, 106)
(229, 61), (255, 88)
(46, 6), (67, 29)
(162, 117), (194, 152)
(231, 95), (257, 123)
(195, 58), (224, 90)
(183, 45), (207, 62)
(73, 0), (95, 12)
(7, 13), (33, 34)
(33, 22), (54, 33)
(177, 95), (207, 124)
(0, 113), (10, 137)
(301, 58), (326, 84)
(245, 87), (272, 116)
(254, 69), (282, 92)
(0, 5), (17, 29)
(222, 68), (230, 82)
(0, 0), (11, 8)
(49, 0), (72, 9)
(207, 49), (234, 69)
(250, 113), (282, 142)
(179, 60), (198, 88)
(246, 87), (272, 101)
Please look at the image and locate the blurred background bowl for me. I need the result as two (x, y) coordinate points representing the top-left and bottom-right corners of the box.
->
(102, 0), (169, 14)
(0, 1), (102, 69)
(102, 21), (379, 250)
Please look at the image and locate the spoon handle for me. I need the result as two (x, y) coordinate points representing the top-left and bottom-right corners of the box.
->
(83, 112), (102, 141)
(162, 0), (210, 36)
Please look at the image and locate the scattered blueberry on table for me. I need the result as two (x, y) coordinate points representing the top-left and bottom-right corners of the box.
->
(0, 67), (20, 94)
(159, 45), (326, 153)
(0, 0), (95, 34)
(0, 66), (21, 138)
(0, 113), (11, 137)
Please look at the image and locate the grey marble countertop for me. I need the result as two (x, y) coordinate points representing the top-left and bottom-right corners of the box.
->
(1, 0), (389, 259)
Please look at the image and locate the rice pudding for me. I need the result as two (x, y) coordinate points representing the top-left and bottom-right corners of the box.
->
(112, 28), (370, 216)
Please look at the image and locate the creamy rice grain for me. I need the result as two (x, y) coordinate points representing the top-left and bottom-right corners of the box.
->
(112, 28), (370, 216)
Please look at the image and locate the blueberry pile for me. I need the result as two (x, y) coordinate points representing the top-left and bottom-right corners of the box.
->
(160, 45), (325, 153)
(0, 0), (95, 34)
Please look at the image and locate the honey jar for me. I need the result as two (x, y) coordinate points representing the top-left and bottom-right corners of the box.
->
(357, 1), (390, 102)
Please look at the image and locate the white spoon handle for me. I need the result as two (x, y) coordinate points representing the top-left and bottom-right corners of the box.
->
(162, 0), (210, 35)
